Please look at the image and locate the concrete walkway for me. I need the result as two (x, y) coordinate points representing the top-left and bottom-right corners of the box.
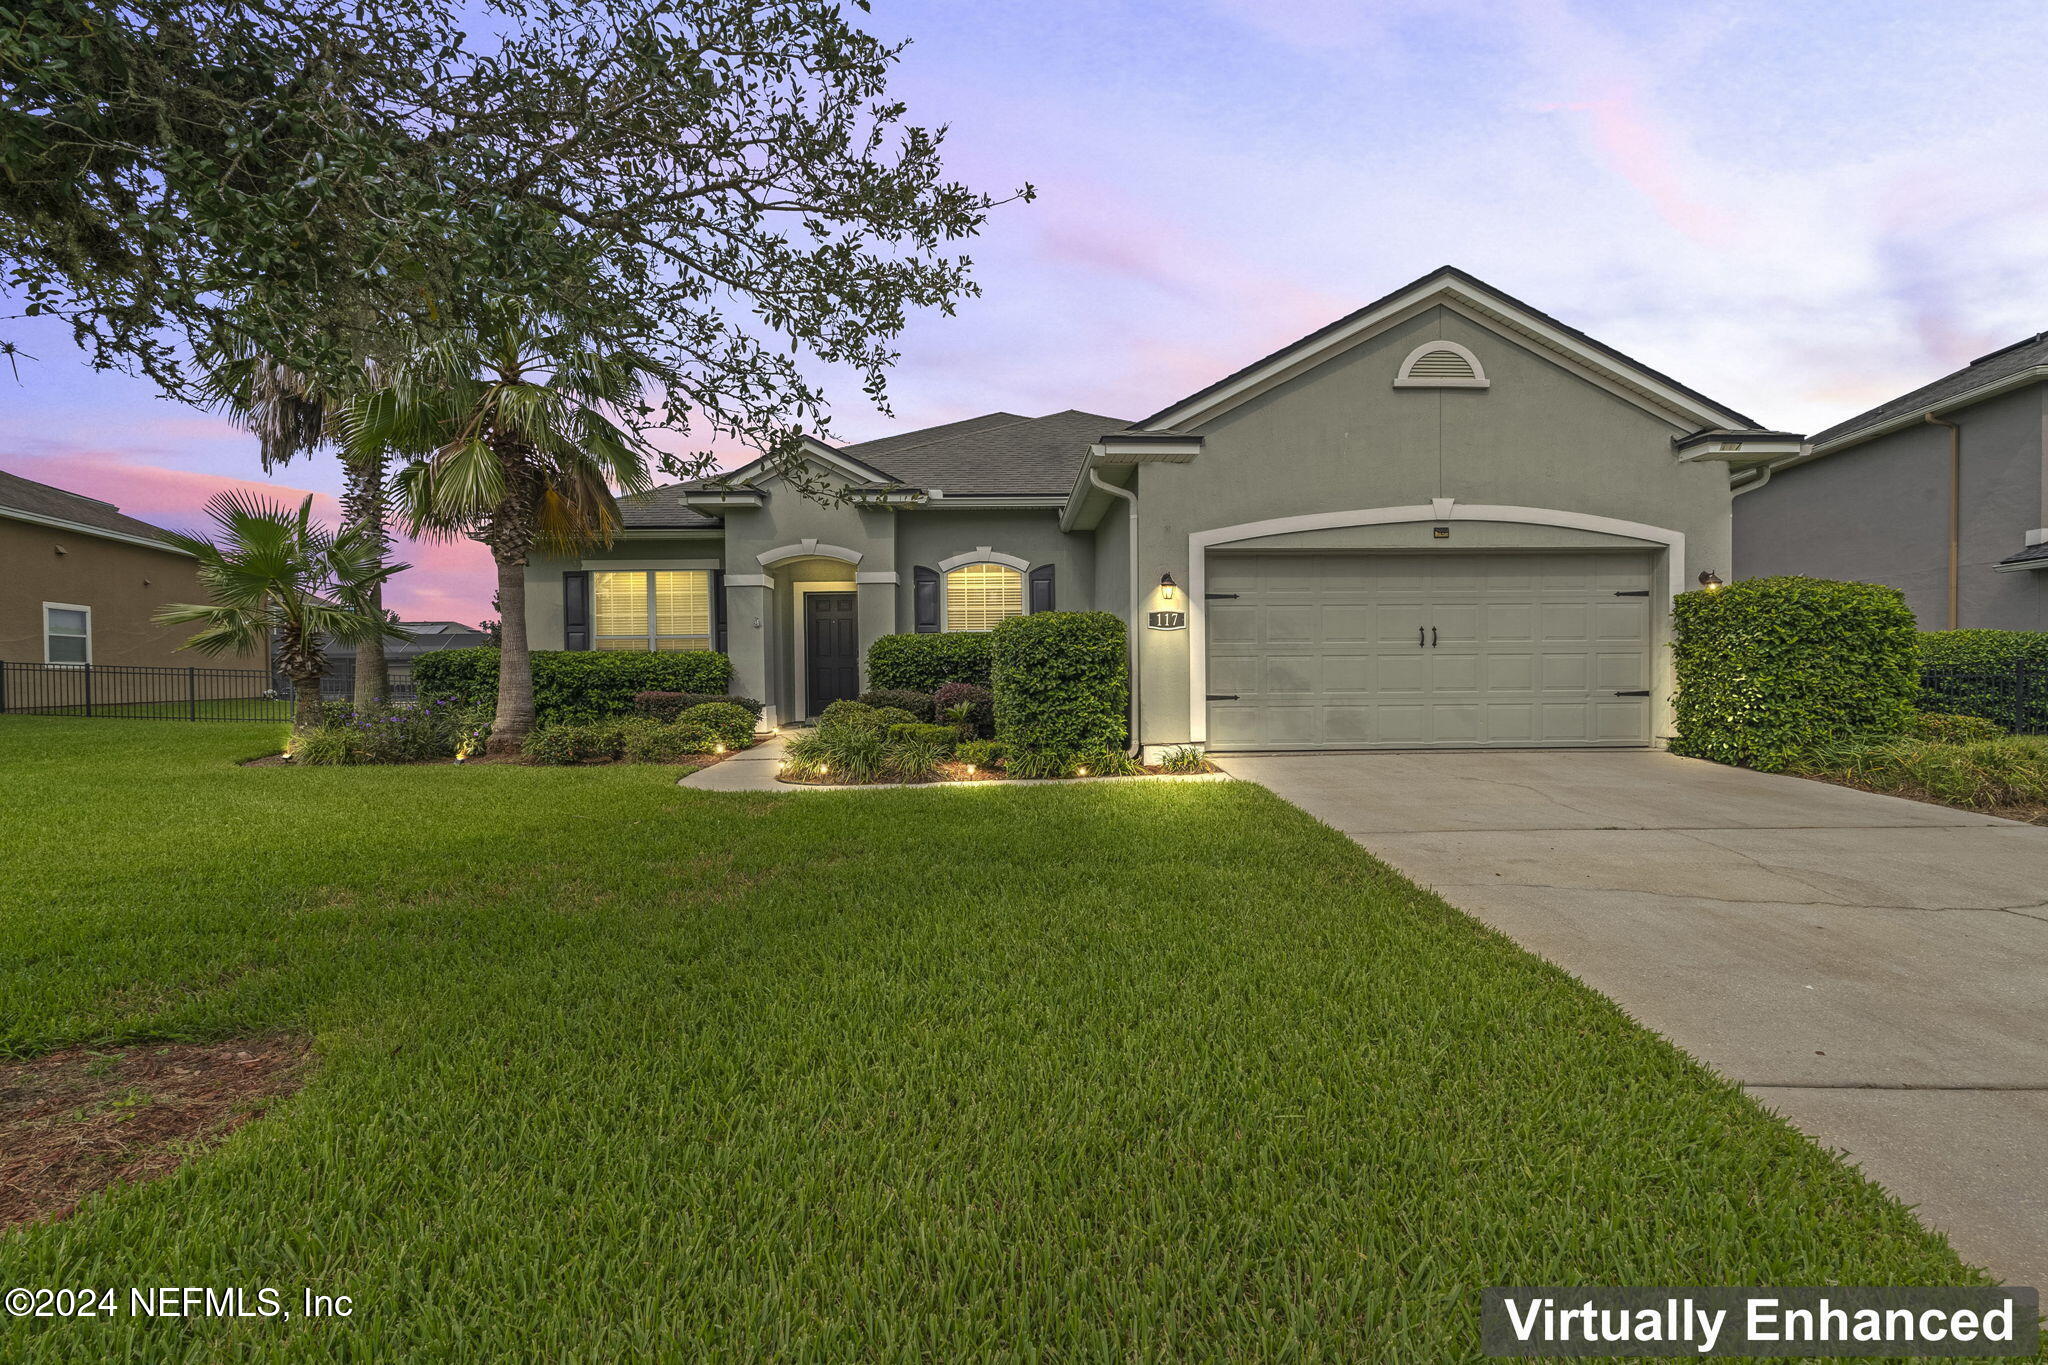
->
(1213, 748), (2048, 1285)
(677, 734), (788, 791)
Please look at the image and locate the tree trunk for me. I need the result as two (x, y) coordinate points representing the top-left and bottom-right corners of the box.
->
(292, 674), (325, 735)
(486, 548), (534, 754)
(342, 449), (391, 706)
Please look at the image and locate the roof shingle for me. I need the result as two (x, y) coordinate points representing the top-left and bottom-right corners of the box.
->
(1811, 332), (2048, 449)
(0, 468), (184, 545)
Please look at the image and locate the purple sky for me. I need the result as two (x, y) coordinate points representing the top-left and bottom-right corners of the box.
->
(8, 0), (2048, 621)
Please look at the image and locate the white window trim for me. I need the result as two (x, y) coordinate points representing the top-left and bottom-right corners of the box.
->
(1393, 339), (1489, 389)
(43, 601), (91, 665)
(939, 555), (1029, 633)
(591, 569), (713, 652)
(936, 545), (1030, 573)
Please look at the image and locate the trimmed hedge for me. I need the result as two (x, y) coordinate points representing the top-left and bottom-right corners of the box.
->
(413, 648), (732, 725)
(858, 688), (935, 720)
(1670, 576), (1919, 771)
(632, 691), (764, 721)
(866, 633), (993, 692)
(990, 611), (1128, 759)
(1919, 629), (2048, 732)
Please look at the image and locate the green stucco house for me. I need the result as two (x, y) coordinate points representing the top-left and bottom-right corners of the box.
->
(525, 267), (1797, 759)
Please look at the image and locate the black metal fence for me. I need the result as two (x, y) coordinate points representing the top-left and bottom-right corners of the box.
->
(1920, 664), (2048, 735)
(1, 660), (290, 721)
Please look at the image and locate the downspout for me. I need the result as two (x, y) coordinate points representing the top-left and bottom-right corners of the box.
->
(1730, 463), (1773, 496)
(1087, 467), (1143, 757)
(1925, 412), (1961, 629)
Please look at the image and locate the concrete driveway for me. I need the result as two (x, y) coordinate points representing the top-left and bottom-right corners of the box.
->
(1213, 748), (2048, 1286)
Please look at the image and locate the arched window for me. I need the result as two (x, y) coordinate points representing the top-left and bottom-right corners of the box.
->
(1394, 340), (1489, 389)
(944, 562), (1025, 632)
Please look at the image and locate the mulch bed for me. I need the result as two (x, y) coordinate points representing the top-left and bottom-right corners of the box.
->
(0, 1038), (309, 1230)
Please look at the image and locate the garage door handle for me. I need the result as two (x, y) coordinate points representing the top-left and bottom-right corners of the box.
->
(1418, 627), (1425, 647)
(1431, 626), (1438, 647)
(1207, 694), (1239, 701)
(1612, 690), (1650, 696)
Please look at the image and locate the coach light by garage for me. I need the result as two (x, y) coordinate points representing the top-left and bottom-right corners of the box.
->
(1158, 571), (1177, 601)
(1697, 569), (1725, 591)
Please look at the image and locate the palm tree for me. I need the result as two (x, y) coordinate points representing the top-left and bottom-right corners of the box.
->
(198, 343), (402, 705)
(344, 322), (662, 754)
(157, 492), (409, 733)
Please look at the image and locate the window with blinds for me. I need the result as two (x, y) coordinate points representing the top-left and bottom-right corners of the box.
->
(944, 563), (1024, 632)
(592, 570), (712, 650)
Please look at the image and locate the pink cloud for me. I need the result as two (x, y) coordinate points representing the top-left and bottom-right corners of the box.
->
(1, 450), (496, 624)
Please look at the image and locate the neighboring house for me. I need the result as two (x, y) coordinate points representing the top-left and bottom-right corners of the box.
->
(1733, 333), (2048, 630)
(526, 266), (1792, 757)
(295, 620), (490, 696)
(0, 468), (264, 670)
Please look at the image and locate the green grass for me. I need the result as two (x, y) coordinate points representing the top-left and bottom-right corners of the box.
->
(0, 718), (1991, 1361)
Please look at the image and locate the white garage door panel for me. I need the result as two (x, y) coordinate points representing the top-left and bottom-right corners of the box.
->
(1205, 551), (1654, 750)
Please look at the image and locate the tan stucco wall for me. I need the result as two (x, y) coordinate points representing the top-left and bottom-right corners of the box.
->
(1127, 304), (1734, 750)
(1, 519), (266, 668)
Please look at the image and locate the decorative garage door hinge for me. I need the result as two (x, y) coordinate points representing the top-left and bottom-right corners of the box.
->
(1612, 690), (1650, 696)
(1207, 694), (1240, 701)
(1612, 590), (1651, 596)
(1205, 592), (1240, 599)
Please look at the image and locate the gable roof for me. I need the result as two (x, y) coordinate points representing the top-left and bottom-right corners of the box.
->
(840, 409), (1130, 497)
(1809, 331), (2048, 450)
(616, 483), (726, 530)
(0, 467), (189, 552)
(1131, 265), (1764, 434)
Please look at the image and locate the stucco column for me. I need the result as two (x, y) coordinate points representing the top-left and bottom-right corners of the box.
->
(855, 578), (897, 692)
(723, 582), (773, 725)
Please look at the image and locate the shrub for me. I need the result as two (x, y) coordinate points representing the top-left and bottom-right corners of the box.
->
(288, 696), (489, 765)
(679, 702), (756, 749)
(784, 723), (891, 783)
(858, 688), (934, 720)
(1918, 629), (2048, 732)
(622, 720), (715, 763)
(990, 612), (1129, 764)
(1159, 745), (1209, 773)
(632, 691), (764, 721)
(888, 722), (959, 752)
(522, 719), (651, 765)
(1669, 576), (1919, 772)
(414, 648), (733, 724)
(1906, 712), (2005, 744)
(1792, 734), (2048, 810)
(954, 739), (1007, 769)
(866, 632), (993, 691)
(882, 736), (946, 783)
(870, 705), (919, 728)
(817, 699), (876, 728)
(932, 682), (993, 737)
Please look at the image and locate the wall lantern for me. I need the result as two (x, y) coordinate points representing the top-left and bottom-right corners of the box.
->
(1697, 569), (1725, 591)
(1159, 572), (1178, 601)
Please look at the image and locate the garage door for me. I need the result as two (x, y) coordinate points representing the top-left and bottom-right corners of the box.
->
(1205, 551), (1654, 750)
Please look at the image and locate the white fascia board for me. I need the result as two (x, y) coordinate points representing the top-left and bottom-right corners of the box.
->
(1, 507), (192, 555)
(1090, 439), (1201, 464)
(614, 527), (723, 539)
(919, 495), (1065, 509)
(1144, 277), (1741, 433)
(1060, 462), (1134, 533)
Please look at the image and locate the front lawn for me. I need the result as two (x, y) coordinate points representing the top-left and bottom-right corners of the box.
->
(0, 719), (1989, 1359)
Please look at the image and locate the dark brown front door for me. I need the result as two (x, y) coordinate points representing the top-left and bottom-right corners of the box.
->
(803, 592), (859, 716)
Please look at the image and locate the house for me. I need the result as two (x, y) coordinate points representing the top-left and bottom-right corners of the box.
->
(526, 266), (1791, 757)
(296, 620), (491, 698)
(1733, 333), (2048, 630)
(0, 467), (263, 670)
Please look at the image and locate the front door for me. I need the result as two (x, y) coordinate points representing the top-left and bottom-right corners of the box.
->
(803, 592), (859, 716)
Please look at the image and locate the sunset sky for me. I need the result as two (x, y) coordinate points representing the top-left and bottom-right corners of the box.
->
(8, 0), (2048, 621)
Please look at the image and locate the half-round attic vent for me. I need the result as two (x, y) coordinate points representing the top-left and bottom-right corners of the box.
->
(1394, 340), (1489, 389)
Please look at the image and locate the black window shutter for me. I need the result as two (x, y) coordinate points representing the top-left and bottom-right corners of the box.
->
(562, 571), (591, 650)
(1028, 564), (1055, 613)
(710, 569), (727, 653)
(913, 566), (940, 633)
